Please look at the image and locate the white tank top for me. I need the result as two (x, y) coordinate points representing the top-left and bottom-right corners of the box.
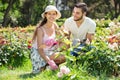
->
(32, 25), (56, 52)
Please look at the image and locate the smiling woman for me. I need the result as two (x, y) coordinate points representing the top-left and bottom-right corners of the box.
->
(30, 5), (65, 74)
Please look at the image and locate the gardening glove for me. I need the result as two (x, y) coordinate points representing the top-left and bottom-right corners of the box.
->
(47, 60), (58, 70)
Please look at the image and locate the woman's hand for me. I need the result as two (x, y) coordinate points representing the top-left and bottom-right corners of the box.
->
(47, 60), (58, 70)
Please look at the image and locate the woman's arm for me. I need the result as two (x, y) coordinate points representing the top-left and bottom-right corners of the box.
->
(37, 27), (58, 70)
(37, 28), (50, 62)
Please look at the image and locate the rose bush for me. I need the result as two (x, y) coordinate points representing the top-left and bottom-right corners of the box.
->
(0, 26), (33, 67)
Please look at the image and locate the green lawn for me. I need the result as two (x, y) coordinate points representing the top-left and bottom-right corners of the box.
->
(0, 60), (58, 80)
(0, 59), (120, 80)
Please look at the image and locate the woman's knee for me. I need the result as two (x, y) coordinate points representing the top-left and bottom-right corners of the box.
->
(54, 54), (66, 64)
(50, 53), (66, 64)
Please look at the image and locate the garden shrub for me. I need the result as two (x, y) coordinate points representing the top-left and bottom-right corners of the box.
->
(0, 43), (30, 67)
(66, 40), (120, 77)
(77, 43), (120, 76)
(0, 27), (31, 67)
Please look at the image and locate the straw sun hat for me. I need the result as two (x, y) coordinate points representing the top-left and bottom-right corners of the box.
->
(41, 5), (61, 19)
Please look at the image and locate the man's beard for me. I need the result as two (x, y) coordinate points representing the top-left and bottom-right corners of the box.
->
(74, 15), (83, 21)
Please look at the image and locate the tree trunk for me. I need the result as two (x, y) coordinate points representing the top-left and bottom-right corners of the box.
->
(117, 0), (120, 18)
(118, 1), (120, 16)
(113, 0), (120, 18)
(2, 0), (14, 27)
(114, 0), (117, 18)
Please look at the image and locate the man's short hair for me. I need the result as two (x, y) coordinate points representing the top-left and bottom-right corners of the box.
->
(74, 2), (88, 13)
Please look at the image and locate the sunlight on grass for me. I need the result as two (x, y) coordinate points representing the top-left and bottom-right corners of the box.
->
(0, 68), (57, 80)
(0, 59), (58, 80)
(0, 59), (120, 80)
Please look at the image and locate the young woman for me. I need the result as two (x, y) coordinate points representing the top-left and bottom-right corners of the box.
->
(31, 5), (65, 74)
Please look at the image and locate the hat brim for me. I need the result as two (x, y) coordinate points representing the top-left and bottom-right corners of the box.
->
(41, 9), (61, 19)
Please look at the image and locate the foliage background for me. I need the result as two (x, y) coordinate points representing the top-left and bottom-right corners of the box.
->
(0, 0), (120, 27)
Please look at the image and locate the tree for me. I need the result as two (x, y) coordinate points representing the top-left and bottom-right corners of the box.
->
(0, 0), (119, 27)
(2, 0), (15, 27)
(55, 0), (119, 19)
(18, 0), (49, 26)
(111, 0), (120, 18)
(1, 0), (49, 27)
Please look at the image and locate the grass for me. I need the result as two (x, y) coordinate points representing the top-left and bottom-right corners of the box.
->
(0, 60), (120, 80)
(0, 60), (58, 80)
(0, 43), (120, 80)
(0, 59), (120, 80)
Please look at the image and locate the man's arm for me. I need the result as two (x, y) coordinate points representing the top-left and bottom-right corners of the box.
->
(61, 25), (71, 39)
(56, 25), (71, 49)
(86, 33), (94, 44)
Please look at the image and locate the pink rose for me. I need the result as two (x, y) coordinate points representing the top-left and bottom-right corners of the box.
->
(57, 66), (70, 78)
(45, 39), (54, 46)
(60, 66), (70, 74)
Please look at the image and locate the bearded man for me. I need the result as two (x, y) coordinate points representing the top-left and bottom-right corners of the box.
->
(63, 2), (96, 56)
